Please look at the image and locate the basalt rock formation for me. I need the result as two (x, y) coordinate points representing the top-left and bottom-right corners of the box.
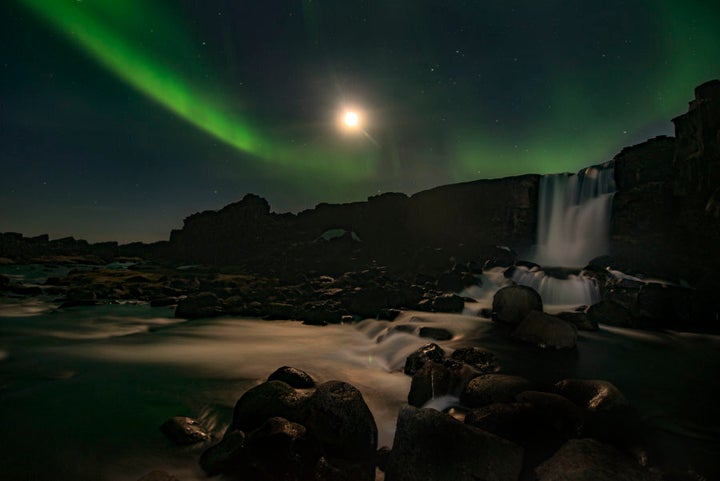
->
(611, 79), (720, 292)
(166, 176), (540, 277)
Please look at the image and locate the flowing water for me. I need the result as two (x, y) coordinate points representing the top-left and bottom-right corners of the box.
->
(512, 164), (616, 306)
(1, 266), (719, 481)
(531, 163), (616, 267)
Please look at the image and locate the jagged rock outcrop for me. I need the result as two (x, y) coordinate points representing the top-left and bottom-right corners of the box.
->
(166, 177), (540, 276)
(611, 80), (720, 320)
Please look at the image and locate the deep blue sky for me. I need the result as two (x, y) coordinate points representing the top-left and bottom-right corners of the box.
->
(1, 0), (718, 242)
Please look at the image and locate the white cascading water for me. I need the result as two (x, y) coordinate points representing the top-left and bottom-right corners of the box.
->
(513, 163), (615, 306)
(532, 163), (616, 267)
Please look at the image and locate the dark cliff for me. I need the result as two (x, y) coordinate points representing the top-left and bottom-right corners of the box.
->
(612, 80), (720, 289)
(166, 175), (540, 276)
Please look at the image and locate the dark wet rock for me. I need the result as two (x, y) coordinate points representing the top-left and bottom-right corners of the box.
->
(150, 297), (179, 307)
(403, 343), (446, 376)
(557, 310), (598, 331)
(245, 417), (321, 481)
(159, 416), (209, 445)
(382, 324), (416, 341)
(59, 298), (99, 308)
(418, 326), (452, 341)
(555, 379), (645, 456)
(436, 272), (465, 292)
(460, 373), (534, 408)
(299, 301), (344, 325)
(263, 302), (298, 320)
(385, 405), (523, 481)
(408, 360), (473, 407)
(479, 307), (492, 318)
(516, 390), (584, 439)
(535, 438), (657, 481)
(199, 430), (246, 475)
(636, 282), (693, 327)
(8, 284), (43, 295)
(175, 292), (223, 319)
(414, 273), (436, 286)
(231, 380), (308, 433)
(464, 402), (541, 444)
(415, 298), (432, 311)
(375, 446), (391, 472)
(136, 471), (181, 481)
(268, 366), (316, 389)
(512, 310), (578, 349)
(0, 274), (9, 288)
(431, 293), (465, 312)
(313, 456), (375, 481)
(492, 285), (543, 324)
(555, 379), (629, 412)
(450, 347), (500, 373)
(347, 287), (390, 319)
(484, 246), (518, 269)
(377, 308), (401, 321)
(305, 381), (378, 462)
(586, 299), (640, 328)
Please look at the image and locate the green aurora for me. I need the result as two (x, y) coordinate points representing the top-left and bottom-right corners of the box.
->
(3, 0), (720, 241)
(17, 0), (378, 183)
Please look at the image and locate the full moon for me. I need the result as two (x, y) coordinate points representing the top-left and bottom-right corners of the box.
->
(343, 111), (360, 128)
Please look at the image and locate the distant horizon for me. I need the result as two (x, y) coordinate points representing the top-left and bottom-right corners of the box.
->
(0, 132), (671, 245)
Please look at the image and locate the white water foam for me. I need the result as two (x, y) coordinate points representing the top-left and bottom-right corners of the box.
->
(532, 164), (615, 267)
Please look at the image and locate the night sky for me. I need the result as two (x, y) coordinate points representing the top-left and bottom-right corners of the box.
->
(1, 1), (719, 243)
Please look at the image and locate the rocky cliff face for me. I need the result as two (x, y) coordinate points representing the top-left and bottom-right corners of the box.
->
(166, 175), (539, 276)
(611, 80), (720, 291)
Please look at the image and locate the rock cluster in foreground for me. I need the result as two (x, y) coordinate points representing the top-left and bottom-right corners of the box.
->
(149, 359), (662, 481)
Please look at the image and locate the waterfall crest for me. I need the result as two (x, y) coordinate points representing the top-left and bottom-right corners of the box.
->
(511, 163), (615, 306)
(531, 164), (615, 267)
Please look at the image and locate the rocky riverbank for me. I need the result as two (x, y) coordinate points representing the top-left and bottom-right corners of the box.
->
(148, 355), (681, 481)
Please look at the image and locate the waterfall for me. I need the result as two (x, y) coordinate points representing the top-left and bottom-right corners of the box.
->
(512, 163), (615, 306)
(532, 163), (616, 267)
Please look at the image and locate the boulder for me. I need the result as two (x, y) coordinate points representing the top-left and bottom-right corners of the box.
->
(555, 379), (644, 454)
(431, 293), (465, 312)
(174, 292), (222, 319)
(408, 360), (473, 407)
(492, 285), (543, 324)
(418, 326), (453, 341)
(554, 379), (628, 412)
(586, 300), (639, 328)
(464, 402), (541, 444)
(385, 405), (524, 481)
(245, 417), (321, 481)
(159, 416), (208, 445)
(136, 471), (181, 481)
(436, 272), (465, 292)
(512, 310), (578, 349)
(556, 311), (598, 331)
(150, 297), (179, 307)
(460, 374), (534, 408)
(348, 287), (389, 318)
(231, 380), (308, 432)
(378, 308), (401, 321)
(313, 456), (375, 481)
(267, 366), (316, 389)
(484, 246), (518, 269)
(199, 430), (246, 475)
(535, 438), (656, 481)
(305, 381), (378, 462)
(450, 347), (500, 373)
(515, 391), (584, 439)
(403, 343), (446, 376)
